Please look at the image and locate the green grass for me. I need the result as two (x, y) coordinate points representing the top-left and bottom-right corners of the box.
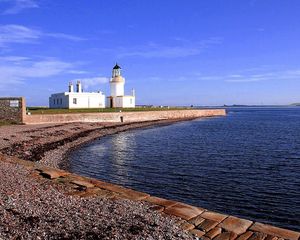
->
(27, 107), (190, 115)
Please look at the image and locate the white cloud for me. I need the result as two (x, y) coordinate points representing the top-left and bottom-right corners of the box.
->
(117, 38), (222, 58)
(0, 55), (29, 61)
(194, 69), (300, 83)
(67, 70), (88, 74)
(71, 77), (109, 90)
(1, 0), (38, 15)
(0, 24), (85, 47)
(44, 32), (86, 41)
(0, 24), (40, 46)
(145, 68), (300, 84)
(0, 56), (77, 89)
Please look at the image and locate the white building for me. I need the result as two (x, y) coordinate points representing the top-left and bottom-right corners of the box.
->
(49, 64), (135, 109)
(106, 64), (135, 108)
(49, 81), (106, 109)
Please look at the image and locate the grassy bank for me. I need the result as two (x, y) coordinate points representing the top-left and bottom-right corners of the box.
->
(27, 107), (190, 115)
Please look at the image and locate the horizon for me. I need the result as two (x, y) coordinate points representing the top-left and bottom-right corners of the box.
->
(1, 0), (300, 106)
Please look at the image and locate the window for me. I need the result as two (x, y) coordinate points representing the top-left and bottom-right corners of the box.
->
(73, 98), (77, 104)
(60, 99), (62, 104)
(130, 99), (133, 104)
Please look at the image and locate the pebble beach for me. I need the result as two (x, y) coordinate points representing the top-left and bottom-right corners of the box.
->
(0, 120), (194, 239)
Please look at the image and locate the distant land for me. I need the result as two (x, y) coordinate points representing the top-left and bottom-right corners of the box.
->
(195, 104), (300, 108)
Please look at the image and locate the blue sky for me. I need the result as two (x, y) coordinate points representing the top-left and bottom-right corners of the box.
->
(0, 0), (300, 106)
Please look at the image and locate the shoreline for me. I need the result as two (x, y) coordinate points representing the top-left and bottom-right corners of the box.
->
(59, 118), (200, 170)
(0, 117), (299, 239)
(1, 118), (194, 169)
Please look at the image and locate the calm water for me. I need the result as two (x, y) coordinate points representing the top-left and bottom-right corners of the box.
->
(68, 108), (300, 231)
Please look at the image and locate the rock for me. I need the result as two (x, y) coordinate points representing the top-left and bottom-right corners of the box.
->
(201, 211), (228, 223)
(214, 232), (238, 240)
(71, 180), (94, 188)
(144, 196), (178, 208)
(237, 231), (254, 240)
(250, 223), (300, 240)
(197, 219), (219, 232)
(205, 227), (222, 239)
(219, 216), (253, 235)
(189, 229), (205, 237)
(164, 202), (204, 220)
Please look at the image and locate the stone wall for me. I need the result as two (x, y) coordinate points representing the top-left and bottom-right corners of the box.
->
(24, 109), (226, 124)
(0, 97), (26, 123)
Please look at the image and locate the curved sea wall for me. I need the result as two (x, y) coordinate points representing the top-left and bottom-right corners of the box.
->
(24, 109), (226, 124)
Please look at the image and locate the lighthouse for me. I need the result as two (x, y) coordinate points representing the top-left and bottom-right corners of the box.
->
(107, 63), (135, 108)
(110, 64), (125, 97)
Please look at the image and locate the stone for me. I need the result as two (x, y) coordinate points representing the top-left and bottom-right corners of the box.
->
(248, 232), (268, 240)
(164, 202), (204, 220)
(38, 168), (69, 179)
(219, 216), (253, 235)
(149, 205), (164, 213)
(189, 229), (205, 237)
(180, 221), (195, 231)
(201, 211), (228, 223)
(264, 236), (278, 240)
(197, 219), (219, 232)
(87, 178), (150, 200)
(201, 237), (211, 240)
(250, 223), (300, 240)
(144, 196), (178, 208)
(73, 187), (102, 197)
(92, 180), (131, 194)
(189, 215), (206, 226)
(120, 189), (150, 201)
(237, 231), (254, 240)
(205, 227), (222, 239)
(214, 232), (238, 240)
(71, 180), (94, 188)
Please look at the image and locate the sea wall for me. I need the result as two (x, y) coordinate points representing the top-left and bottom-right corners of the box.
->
(0, 97), (26, 123)
(23, 109), (226, 124)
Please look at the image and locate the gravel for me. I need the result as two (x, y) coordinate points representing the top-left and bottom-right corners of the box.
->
(0, 121), (195, 239)
(0, 160), (193, 239)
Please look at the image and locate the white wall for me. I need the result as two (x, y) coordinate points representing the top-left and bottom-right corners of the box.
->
(49, 93), (69, 109)
(49, 92), (105, 109)
(122, 96), (135, 108)
(110, 82), (124, 97)
(113, 96), (135, 108)
(114, 97), (123, 108)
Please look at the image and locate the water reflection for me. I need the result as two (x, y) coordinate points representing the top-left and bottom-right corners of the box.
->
(68, 107), (300, 232)
(107, 133), (137, 185)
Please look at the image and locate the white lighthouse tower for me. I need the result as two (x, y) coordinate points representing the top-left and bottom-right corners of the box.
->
(107, 63), (135, 108)
(110, 64), (125, 97)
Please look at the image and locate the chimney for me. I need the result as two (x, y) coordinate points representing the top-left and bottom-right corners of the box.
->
(76, 81), (82, 93)
(69, 82), (74, 92)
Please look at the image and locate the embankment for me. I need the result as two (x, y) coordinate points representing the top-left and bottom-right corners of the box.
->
(24, 109), (226, 124)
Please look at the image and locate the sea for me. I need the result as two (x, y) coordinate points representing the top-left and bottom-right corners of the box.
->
(67, 107), (300, 231)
